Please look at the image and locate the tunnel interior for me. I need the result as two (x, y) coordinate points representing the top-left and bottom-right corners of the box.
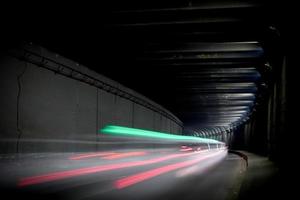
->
(10, 0), (285, 160)
(0, 0), (290, 199)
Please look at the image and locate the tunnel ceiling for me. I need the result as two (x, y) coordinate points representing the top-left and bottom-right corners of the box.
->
(101, 0), (272, 134)
(8, 0), (283, 135)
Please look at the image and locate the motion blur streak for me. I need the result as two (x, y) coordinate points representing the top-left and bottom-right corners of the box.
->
(18, 151), (202, 187)
(115, 150), (226, 189)
(102, 151), (147, 160)
(101, 125), (222, 144)
(69, 152), (115, 160)
(180, 145), (194, 152)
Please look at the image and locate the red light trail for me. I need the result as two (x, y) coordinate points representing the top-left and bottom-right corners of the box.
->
(18, 151), (202, 187)
(115, 150), (225, 189)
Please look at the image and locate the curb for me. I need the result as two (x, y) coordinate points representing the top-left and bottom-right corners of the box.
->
(228, 150), (248, 167)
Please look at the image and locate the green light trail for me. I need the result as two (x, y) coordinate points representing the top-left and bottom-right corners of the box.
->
(100, 125), (222, 144)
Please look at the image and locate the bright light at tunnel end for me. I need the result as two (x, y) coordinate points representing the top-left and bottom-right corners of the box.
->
(99, 125), (224, 145)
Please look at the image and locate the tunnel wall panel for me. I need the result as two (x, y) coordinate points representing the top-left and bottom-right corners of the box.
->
(161, 116), (169, 133)
(0, 56), (24, 153)
(20, 63), (77, 141)
(114, 96), (133, 127)
(98, 90), (116, 130)
(153, 112), (162, 132)
(133, 103), (154, 130)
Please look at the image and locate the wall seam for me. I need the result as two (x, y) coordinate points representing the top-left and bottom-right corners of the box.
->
(16, 62), (28, 153)
(132, 102), (135, 127)
(96, 88), (99, 136)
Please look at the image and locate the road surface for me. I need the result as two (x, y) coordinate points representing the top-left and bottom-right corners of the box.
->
(0, 147), (246, 200)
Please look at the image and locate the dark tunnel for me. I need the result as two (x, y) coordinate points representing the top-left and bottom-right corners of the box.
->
(0, 0), (292, 199)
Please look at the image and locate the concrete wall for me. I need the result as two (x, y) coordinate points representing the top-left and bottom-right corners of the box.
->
(0, 43), (182, 153)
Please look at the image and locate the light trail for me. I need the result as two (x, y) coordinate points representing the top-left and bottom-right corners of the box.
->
(18, 151), (203, 187)
(115, 150), (226, 189)
(69, 152), (116, 160)
(100, 125), (223, 144)
(102, 151), (147, 160)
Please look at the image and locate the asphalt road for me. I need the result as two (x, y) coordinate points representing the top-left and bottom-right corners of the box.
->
(0, 147), (246, 200)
